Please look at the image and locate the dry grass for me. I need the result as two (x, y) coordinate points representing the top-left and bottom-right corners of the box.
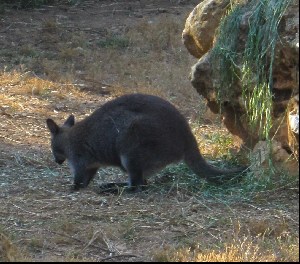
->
(153, 216), (299, 262)
(0, 231), (19, 262)
(154, 236), (299, 262)
(0, 0), (298, 262)
(0, 70), (80, 97)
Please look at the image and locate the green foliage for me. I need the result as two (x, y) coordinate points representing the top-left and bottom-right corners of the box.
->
(97, 36), (130, 49)
(152, 161), (298, 205)
(211, 0), (292, 140)
(242, 0), (292, 139)
(211, 3), (244, 101)
(205, 132), (234, 149)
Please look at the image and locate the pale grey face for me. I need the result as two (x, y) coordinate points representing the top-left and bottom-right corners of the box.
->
(46, 115), (100, 190)
(47, 116), (74, 166)
(51, 135), (66, 165)
(52, 143), (66, 164)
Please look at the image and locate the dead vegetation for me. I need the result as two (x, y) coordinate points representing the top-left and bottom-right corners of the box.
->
(0, 0), (298, 262)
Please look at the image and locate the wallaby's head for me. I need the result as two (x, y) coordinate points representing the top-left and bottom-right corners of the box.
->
(46, 115), (75, 165)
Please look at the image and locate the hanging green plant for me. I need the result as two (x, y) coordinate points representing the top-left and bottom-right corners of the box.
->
(211, 0), (292, 140)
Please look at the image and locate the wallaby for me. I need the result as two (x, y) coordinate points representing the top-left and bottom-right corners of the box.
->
(46, 93), (246, 191)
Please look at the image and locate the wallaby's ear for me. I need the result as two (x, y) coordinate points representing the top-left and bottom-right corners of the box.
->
(46, 118), (59, 135)
(63, 114), (75, 127)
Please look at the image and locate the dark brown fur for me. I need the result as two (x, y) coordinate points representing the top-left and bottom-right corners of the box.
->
(46, 93), (245, 191)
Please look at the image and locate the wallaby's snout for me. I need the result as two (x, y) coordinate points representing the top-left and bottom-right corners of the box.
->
(55, 158), (65, 165)
(47, 116), (72, 166)
(51, 144), (66, 165)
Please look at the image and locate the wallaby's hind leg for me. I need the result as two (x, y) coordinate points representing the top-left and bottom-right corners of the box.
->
(128, 170), (147, 192)
(97, 154), (147, 194)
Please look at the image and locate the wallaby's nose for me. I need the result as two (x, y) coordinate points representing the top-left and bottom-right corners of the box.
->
(55, 158), (65, 165)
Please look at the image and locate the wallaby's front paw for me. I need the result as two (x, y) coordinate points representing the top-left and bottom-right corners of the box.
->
(70, 183), (82, 192)
(97, 182), (128, 194)
(128, 185), (147, 193)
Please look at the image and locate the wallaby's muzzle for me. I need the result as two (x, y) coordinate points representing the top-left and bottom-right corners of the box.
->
(55, 158), (65, 165)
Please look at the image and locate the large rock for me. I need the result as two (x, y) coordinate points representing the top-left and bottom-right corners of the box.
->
(182, 0), (230, 58)
(184, 0), (299, 170)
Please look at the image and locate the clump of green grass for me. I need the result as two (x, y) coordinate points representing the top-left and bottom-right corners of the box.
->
(211, 0), (292, 140)
(210, 3), (243, 102)
(151, 158), (298, 205)
(97, 35), (130, 49)
(241, 0), (292, 139)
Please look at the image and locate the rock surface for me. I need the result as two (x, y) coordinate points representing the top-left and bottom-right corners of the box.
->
(182, 0), (230, 58)
(183, 0), (299, 170)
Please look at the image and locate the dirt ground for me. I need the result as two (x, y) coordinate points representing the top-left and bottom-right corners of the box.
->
(0, 0), (299, 262)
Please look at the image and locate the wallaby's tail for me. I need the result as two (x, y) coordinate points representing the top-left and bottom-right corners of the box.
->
(184, 136), (246, 183)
